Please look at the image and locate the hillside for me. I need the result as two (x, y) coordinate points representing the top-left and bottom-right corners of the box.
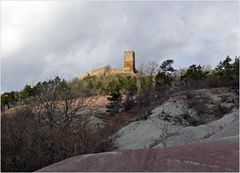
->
(1, 56), (239, 172)
(36, 87), (239, 172)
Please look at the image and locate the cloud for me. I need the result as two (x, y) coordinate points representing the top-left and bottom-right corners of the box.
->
(1, 1), (239, 92)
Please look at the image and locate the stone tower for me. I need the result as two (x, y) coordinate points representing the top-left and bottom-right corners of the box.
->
(124, 50), (136, 72)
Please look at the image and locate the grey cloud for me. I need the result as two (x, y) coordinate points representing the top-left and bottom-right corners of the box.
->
(1, 1), (239, 92)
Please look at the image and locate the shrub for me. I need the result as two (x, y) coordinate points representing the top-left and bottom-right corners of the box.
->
(106, 80), (122, 116)
(1, 107), (116, 172)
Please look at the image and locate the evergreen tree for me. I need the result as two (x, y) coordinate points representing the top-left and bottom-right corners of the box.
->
(155, 59), (176, 90)
(181, 64), (206, 81)
(106, 80), (122, 116)
(87, 80), (94, 90)
(20, 85), (33, 99)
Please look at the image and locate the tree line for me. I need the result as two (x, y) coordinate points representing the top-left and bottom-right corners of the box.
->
(1, 56), (239, 111)
(105, 56), (239, 115)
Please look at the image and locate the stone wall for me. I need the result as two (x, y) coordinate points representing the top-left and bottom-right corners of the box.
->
(79, 67), (136, 79)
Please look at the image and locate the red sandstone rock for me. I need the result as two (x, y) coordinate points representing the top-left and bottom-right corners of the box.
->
(83, 96), (109, 107)
(37, 136), (239, 172)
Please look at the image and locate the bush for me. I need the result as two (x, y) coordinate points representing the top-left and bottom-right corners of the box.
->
(1, 107), (116, 172)
(106, 80), (122, 116)
(136, 88), (152, 107)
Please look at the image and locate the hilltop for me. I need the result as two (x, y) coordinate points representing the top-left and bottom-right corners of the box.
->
(79, 51), (138, 79)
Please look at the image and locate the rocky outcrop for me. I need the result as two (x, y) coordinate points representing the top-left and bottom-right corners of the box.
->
(115, 87), (239, 150)
(37, 136), (239, 172)
(154, 110), (239, 148)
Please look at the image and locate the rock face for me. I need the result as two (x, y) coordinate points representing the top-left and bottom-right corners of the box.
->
(115, 88), (239, 150)
(149, 98), (197, 126)
(116, 110), (239, 149)
(150, 87), (239, 126)
(116, 115), (181, 149)
(37, 136), (239, 172)
(87, 116), (104, 128)
(154, 110), (239, 148)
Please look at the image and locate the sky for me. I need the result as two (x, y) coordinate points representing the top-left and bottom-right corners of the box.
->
(1, 1), (239, 92)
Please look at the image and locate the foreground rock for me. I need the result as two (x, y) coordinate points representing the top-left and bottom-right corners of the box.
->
(37, 136), (239, 172)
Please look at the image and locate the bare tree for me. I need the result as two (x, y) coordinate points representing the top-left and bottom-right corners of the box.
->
(58, 87), (85, 130)
(143, 61), (159, 76)
(35, 77), (85, 130)
(1, 105), (116, 172)
(138, 63), (145, 76)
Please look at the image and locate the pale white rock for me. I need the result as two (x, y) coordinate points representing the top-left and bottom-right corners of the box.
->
(154, 110), (239, 148)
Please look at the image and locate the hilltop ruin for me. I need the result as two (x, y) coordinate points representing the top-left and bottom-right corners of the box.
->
(79, 51), (138, 79)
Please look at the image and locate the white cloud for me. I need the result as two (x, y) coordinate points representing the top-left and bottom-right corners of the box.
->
(1, 1), (239, 92)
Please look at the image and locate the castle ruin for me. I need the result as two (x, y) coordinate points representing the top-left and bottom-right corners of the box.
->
(123, 51), (137, 73)
(79, 51), (138, 79)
